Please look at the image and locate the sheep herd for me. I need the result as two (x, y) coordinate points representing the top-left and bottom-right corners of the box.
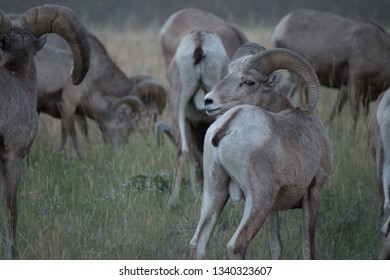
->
(0, 4), (389, 260)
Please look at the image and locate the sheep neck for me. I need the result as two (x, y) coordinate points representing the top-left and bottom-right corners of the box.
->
(263, 93), (295, 113)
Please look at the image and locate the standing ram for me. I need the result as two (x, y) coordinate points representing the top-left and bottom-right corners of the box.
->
(270, 9), (390, 127)
(190, 43), (332, 259)
(36, 32), (167, 149)
(0, 5), (90, 259)
(367, 88), (390, 260)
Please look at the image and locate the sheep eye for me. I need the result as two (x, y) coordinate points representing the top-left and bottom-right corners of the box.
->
(244, 80), (255, 87)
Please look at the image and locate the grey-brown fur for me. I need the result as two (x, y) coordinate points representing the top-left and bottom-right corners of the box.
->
(190, 44), (332, 259)
(160, 8), (248, 71)
(159, 28), (229, 206)
(270, 9), (390, 127)
(36, 32), (167, 149)
(158, 9), (254, 207)
(0, 4), (90, 259)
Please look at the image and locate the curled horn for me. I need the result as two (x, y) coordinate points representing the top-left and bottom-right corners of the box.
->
(18, 4), (90, 85)
(230, 42), (266, 63)
(154, 121), (175, 147)
(113, 95), (143, 116)
(248, 48), (320, 111)
(131, 78), (167, 116)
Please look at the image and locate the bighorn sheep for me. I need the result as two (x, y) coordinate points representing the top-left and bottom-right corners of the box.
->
(36, 32), (166, 149)
(270, 9), (390, 127)
(0, 5), (90, 259)
(190, 43), (332, 259)
(160, 8), (248, 71)
(158, 9), (250, 206)
(367, 88), (390, 260)
(160, 29), (229, 206)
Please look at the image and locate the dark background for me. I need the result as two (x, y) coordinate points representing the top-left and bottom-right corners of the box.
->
(1, 0), (390, 28)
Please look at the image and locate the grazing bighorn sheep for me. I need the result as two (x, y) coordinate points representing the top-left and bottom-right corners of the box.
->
(0, 5), (90, 259)
(270, 9), (390, 127)
(37, 32), (166, 149)
(190, 43), (332, 259)
(367, 88), (390, 260)
(160, 29), (229, 206)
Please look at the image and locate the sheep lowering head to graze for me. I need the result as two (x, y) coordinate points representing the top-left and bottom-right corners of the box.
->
(367, 88), (390, 260)
(270, 9), (390, 128)
(35, 32), (166, 150)
(190, 43), (332, 259)
(0, 4), (90, 259)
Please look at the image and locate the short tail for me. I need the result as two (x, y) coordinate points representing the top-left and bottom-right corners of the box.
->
(193, 45), (204, 65)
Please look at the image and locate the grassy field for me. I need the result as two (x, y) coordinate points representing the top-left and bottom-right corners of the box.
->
(0, 22), (382, 260)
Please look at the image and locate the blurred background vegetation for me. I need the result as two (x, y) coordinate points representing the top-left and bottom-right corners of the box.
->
(2, 0), (390, 28)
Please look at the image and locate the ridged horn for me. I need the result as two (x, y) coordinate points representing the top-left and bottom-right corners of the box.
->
(113, 95), (143, 115)
(131, 78), (167, 115)
(18, 4), (90, 85)
(231, 42), (266, 63)
(154, 121), (175, 147)
(248, 48), (320, 111)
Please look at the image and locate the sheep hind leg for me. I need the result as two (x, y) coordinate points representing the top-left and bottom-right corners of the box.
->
(75, 114), (89, 144)
(188, 144), (200, 197)
(227, 190), (274, 260)
(327, 85), (347, 125)
(301, 178), (321, 260)
(1, 157), (22, 259)
(58, 100), (78, 152)
(267, 211), (282, 259)
(189, 167), (229, 259)
(168, 150), (188, 207)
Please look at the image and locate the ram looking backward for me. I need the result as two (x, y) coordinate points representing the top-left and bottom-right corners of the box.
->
(190, 44), (332, 259)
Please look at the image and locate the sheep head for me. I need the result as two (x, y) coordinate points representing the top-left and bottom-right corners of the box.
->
(0, 4), (90, 85)
(204, 43), (320, 116)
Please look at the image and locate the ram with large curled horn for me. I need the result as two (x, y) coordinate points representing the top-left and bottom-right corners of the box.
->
(0, 4), (90, 259)
(190, 43), (332, 259)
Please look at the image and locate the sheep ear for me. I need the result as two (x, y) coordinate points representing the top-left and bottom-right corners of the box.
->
(265, 72), (281, 88)
(36, 35), (47, 51)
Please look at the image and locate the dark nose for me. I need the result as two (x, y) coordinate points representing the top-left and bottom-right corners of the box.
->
(204, 98), (213, 106)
